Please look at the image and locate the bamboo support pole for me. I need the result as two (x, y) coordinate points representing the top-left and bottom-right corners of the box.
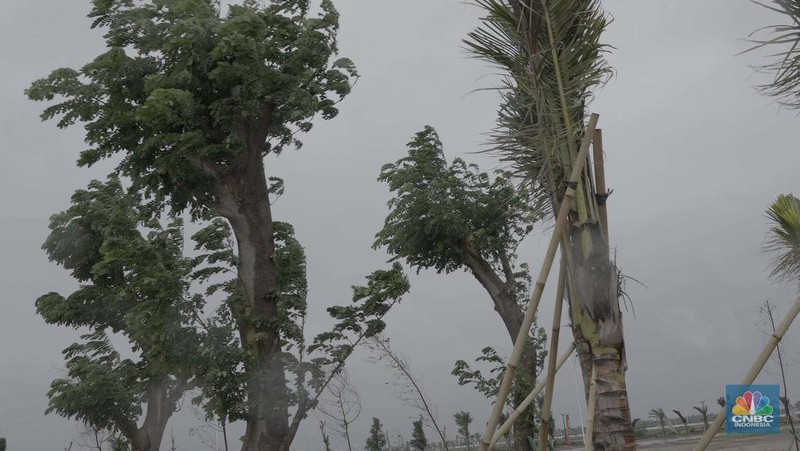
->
(538, 257), (568, 451)
(693, 296), (800, 451)
(478, 113), (600, 451)
(584, 366), (598, 451)
(490, 343), (577, 448)
(592, 129), (609, 245)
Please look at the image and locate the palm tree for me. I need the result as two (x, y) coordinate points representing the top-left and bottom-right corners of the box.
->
(672, 410), (689, 434)
(749, 1), (800, 109)
(648, 409), (668, 437)
(764, 194), (800, 283)
(465, 1), (634, 448)
(693, 402), (709, 432)
(763, 195), (800, 450)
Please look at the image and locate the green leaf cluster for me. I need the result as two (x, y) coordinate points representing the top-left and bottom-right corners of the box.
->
(365, 417), (387, 451)
(375, 126), (541, 276)
(26, 0), (357, 214)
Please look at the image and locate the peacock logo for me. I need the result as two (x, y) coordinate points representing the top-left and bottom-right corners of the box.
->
(726, 384), (779, 434)
(731, 391), (773, 416)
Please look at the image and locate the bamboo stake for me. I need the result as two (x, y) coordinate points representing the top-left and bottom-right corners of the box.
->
(490, 343), (577, 448)
(478, 113), (600, 451)
(592, 129), (609, 245)
(538, 256), (568, 450)
(584, 366), (598, 451)
(693, 296), (800, 451)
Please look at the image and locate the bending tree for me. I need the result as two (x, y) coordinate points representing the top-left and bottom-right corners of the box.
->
(672, 410), (688, 434)
(465, 1), (634, 447)
(375, 126), (546, 449)
(27, 2), (408, 450)
(317, 371), (361, 451)
(693, 402), (709, 432)
(36, 177), (230, 450)
(368, 335), (449, 450)
(648, 409), (668, 437)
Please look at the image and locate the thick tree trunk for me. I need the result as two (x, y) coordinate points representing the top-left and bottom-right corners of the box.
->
(461, 241), (538, 451)
(567, 224), (635, 450)
(118, 382), (180, 451)
(210, 109), (293, 451)
(511, 347), (540, 451)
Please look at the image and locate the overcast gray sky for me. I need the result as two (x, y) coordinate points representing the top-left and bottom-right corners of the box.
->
(3, 1), (800, 450)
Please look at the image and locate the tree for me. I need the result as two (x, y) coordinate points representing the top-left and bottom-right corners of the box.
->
(748, 1), (800, 109)
(763, 195), (800, 448)
(410, 418), (428, 451)
(764, 194), (800, 283)
(36, 177), (227, 450)
(375, 126), (547, 449)
(693, 402), (709, 432)
(319, 421), (333, 451)
(648, 409), (668, 436)
(318, 371), (361, 451)
(25, 2), (411, 450)
(368, 336), (449, 450)
(465, 1), (635, 447)
(454, 411), (473, 450)
(0, 438), (5, 451)
(366, 417), (388, 451)
(672, 410), (688, 434)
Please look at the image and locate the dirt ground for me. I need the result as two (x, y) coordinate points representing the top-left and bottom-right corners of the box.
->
(561, 430), (796, 450)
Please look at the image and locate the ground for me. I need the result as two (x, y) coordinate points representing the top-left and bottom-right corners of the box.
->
(561, 430), (797, 450)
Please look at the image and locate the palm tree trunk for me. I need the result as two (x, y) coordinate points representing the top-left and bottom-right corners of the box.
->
(567, 222), (634, 450)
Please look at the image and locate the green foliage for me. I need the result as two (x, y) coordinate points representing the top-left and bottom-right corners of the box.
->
(749, 1), (800, 109)
(464, 0), (611, 189)
(110, 435), (129, 451)
(451, 328), (546, 405)
(0, 437), (6, 451)
(365, 417), (388, 451)
(764, 194), (800, 283)
(36, 177), (213, 431)
(307, 262), (410, 380)
(454, 411), (472, 449)
(28, 1), (406, 444)
(375, 126), (540, 275)
(26, 0), (358, 215)
(410, 418), (427, 451)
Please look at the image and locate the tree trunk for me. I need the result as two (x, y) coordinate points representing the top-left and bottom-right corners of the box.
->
(566, 223), (634, 450)
(118, 382), (180, 451)
(460, 241), (538, 451)
(210, 110), (293, 451)
(511, 347), (540, 451)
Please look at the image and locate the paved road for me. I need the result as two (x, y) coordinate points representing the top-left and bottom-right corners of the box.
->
(561, 431), (796, 450)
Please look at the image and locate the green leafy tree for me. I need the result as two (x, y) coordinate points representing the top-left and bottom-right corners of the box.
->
(465, 0), (634, 447)
(454, 411), (473, 450)
(366, 417), (388, 451)
(25, 1), (410, 450)
(410, 418), (427, 451)
(37, 178), (406, 451)
(0, 437), (5, 451)
(36, 177), (229, 450)
(375, 127), (546, 448)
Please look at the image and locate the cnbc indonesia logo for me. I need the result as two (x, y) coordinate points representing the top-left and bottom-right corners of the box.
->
(726, 385), (780, 434)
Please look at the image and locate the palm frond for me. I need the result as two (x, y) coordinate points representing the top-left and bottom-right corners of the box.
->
(764, 193), (800, 283)
(465, 0), (612, 198)
(749, 1), (800, 109)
